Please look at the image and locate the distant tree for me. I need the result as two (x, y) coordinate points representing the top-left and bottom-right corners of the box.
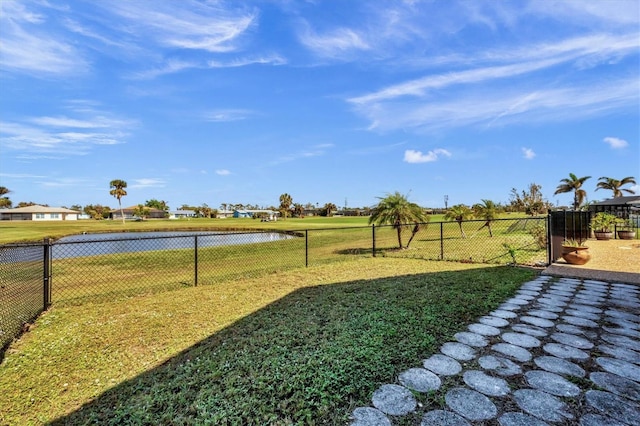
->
(319, 202), (337, 217)
(17, 201), (40, 207)
(133, 204), (150, 219)
(0, 186), (11, 208)
(369, 191), (429, 249)
(595, 176), (636, 198)
(200, 204), (213, 218)
(473, 199), (500, 237)
(293, 203), (305, 218)
(509, 183), (550, 216)
(109, 179), (128, 224)
(554, 173), (591, 210)
(279, 193), (293, 219)
(146, 199), (169, 212)
(84, 204), (110, 219)
(69, 204), (82, 212)
(444, 204), (474, 238)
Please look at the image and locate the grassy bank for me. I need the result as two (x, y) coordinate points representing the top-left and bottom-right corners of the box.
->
(0, 258), (536, 425)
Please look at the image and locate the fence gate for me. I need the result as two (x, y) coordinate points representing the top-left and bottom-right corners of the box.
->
(549, 211), (591, 263)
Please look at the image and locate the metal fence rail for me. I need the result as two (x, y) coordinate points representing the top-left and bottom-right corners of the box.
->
(0, 218), (549, 357)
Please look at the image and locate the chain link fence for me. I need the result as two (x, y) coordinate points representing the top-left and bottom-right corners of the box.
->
(0, 242), (49, 356)
(1, 217), (548, 356)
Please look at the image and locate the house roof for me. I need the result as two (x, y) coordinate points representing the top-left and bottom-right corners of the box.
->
(0, 205), (80, 213)
(591, 195), (640, 206)
(117, 206), (165, 212)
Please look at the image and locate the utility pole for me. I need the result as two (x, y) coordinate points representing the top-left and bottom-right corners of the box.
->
(444, 195), (449, 210)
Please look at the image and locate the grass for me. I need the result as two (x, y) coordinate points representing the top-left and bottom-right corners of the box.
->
(0, 257), (537, 425)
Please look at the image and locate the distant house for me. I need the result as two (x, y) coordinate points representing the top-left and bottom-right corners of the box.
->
(232, 209), (279, 220)
(109, 206), (166, 220)
(0, 205), (80, 221)
(589, 195), (640, 219)
(169, 209), (197, 219)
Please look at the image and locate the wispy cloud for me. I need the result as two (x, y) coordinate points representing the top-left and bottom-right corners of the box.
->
(208, 54), (287, 68)
(130, 178), (166, 189)
(603, 136), (629, 149)
(352, 77), (638, 132)
(404, 149), (451, 164)
(0, 2), (89, 76)
(298, 25), (370, 59)
(270, 144), (334, 166)
(99, 1), (256, 53)
(0, 104), (133, 156)
(522, 147), (536, 159)
(216, 169), (231, 176)
(205, 109), (256, 122)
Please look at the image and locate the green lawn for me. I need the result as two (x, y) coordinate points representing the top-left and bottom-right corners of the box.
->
(0, 258), (536, 425)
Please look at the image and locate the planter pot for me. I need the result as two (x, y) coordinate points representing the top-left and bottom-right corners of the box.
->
(561, 246), (591, 265)
(594, 231), (613, 241)
(617, 230), (636, 240)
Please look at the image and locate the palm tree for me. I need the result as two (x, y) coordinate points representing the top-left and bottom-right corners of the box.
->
(279, 193), (293, 219)
(595, 176), (636, 198)
(369, 191), (429, 249)
(554, 173), (591, 210)
(444, 204), (474, 238)
(109, 179), (128, 224)
(0, 186), (11, 208)
(473, 199), (499, 237)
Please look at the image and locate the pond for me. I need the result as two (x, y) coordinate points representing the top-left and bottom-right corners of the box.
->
(53, 231), (294, 259)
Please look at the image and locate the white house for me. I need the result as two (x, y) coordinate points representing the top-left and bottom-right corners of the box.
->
(0, 205), (80, 221)
(169, 209), (197, 219)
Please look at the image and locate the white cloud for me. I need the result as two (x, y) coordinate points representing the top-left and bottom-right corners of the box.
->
(299, 25), (370, 59)
(130, 178), (165, 189)
(0, 107), (132, 156)
(404, 149), (451, 163)
(522, 147), (536, 159)
(216, 169), (231, 176)
(603, 136), (629, 149)
(205, 109), (254, 122)
(0, 3), (89, 76)
(99, 2), (256, 53)
(352, 77), (638, 132)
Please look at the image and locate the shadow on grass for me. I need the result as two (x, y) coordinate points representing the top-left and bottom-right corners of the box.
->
(48, 266), (536, 425)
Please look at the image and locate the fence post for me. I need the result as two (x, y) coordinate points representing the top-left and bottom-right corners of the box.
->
(440, 222), (444, 260)
(546, 214), (552, 265)
(305, 230), (308, 267)
(194, 235), (198, 286)
(372, 224), (376, 257)
(43, 238), (51, 308)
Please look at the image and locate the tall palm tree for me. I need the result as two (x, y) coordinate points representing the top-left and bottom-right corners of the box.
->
(109, 179), (128, 224)
(444, 204), (474, 238)
(279, 193), (293, 219)
(554, 173), (591, 210)
(369, 191), (429, 249)
(473, 199), (499, 237)
(595, 176), (636, 198)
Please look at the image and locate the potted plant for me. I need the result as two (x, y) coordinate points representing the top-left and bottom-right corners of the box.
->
(590, 212), (620, 240)
(617, 219), (637, 240)
(561, 239), (591, 265)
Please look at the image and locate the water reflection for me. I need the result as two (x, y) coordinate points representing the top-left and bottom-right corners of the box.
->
(53, 231), (293, 259)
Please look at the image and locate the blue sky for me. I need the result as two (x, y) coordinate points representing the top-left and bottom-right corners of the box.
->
(1, 0), (638, 211)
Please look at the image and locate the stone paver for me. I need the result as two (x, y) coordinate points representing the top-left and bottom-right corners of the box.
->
(398, 368), (441, 393)
(445, 387), (497, 421)
(351, 276), (640, 426)
(478, 355), (522, 376)
(513, 389), (573, 423)
(371, 384), (416, 416)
